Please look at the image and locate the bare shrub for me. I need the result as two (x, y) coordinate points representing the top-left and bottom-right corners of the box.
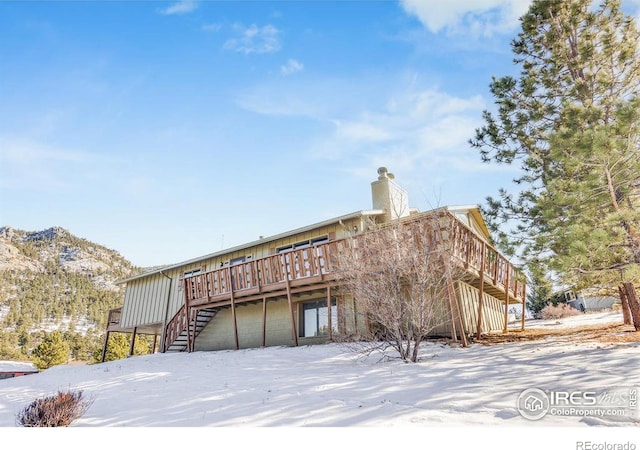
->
(333, 211), (466, 362)
(16, 389), (93, 427)
(540, 303), (581, 320)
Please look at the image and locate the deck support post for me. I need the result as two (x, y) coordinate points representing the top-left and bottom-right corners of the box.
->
(229, 268), (240, 350)
(475, 243), (486, 339)
(502, 264), (511, 333)
(446, 282), (458, 342)
(521, 282), (526, 331)
(159, 272), (173, 353)
(261, 297), (267, 347)
(285, 275), (298, 346)
(352, 296), (358, 336)
(327, 287), (332, 341)
(129, 327), (137, 357)
(152, 334), (158, 353)
(100, 331), (110, 363)
(446, 272), (467, 347)
(184, 278), (193, 353)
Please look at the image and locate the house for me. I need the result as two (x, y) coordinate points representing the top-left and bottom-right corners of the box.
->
(547, 289), (587, 313)
(0, 361), (38, 380)
(102, 168), (526, 360)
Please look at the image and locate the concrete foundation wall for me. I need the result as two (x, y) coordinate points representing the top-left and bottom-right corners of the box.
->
(195, 298), (294, 351)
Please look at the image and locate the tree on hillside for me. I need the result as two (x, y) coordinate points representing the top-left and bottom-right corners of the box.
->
(526, 268), (554, 316)
(0, 332), (24, 361)
(93, 333), (153, 363)
(469, 0), (640, 327)
(31, 331), (70, 370)
(333, 212), (466, 363)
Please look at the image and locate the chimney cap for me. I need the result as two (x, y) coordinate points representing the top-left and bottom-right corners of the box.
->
(377, 167), (394, 180)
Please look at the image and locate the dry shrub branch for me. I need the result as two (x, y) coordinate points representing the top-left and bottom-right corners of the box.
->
(16, 389), (93, 427)
(334, 212), (465, 362)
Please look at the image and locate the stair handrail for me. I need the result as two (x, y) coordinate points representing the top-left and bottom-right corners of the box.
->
(164, 303), (186, 352)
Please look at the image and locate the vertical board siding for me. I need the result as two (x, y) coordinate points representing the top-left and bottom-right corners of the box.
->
(457, 283), (476, 332)
(120, 274), (171, 328)
(428, 282), (505, 336)
(456, 282), (505, 333)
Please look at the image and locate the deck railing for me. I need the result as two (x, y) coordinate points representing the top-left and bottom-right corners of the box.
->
(183, 241), (340, 304)
(106, 307), (122, 329)
(449, 215), (526, 300)
(182, 212), (525, 306)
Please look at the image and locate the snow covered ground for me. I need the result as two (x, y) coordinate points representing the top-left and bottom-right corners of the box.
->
(522, 310), (624, 330)
(0, 311), (638, 449)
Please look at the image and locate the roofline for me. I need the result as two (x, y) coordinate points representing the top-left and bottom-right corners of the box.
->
(442, 204), (492, 242)
(117, 209), (385, 284)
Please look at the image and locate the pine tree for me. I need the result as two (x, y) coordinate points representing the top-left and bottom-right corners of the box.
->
(31, 331), (70, 370)
(94, 333), (152, 363)
(470, 0), (640, 303)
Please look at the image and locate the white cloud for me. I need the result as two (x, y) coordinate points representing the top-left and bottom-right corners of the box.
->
(235, 77), (391, 119)
(280, 59), (304, 76)
(308, 88), (486, 165)
(158, 0), (198, 15)
(234, 74), (518, 196)
(334, 121), (391, 142)
(0, 136), (120, 191)
(202, 23), (222, 33)
(223, 24), (281, 54)
(399, 0), (531, 36)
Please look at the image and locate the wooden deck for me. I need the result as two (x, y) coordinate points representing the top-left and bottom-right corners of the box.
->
(106, 210), (527, 354)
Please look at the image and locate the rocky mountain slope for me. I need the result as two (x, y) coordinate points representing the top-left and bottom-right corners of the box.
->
(0, 226), (136, 289)
(0, 226), (142, 360)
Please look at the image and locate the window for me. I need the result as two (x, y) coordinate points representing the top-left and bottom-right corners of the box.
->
(311, 236), (329, 245)
(277, 235), (329, 253)
(300, 299), (337, 338)
(230, 256), (246, 266)
(184, 269), (201, 278)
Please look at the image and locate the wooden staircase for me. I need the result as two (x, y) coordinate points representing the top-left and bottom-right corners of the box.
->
(164, 307), (218, 353)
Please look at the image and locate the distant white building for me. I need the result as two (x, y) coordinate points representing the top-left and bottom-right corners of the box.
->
(582, 296), (617, 311)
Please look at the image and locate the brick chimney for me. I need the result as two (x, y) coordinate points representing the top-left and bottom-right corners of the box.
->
(371, 167), (409, 222)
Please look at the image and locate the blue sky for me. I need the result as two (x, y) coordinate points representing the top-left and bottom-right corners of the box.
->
(2, 0), (639, 268)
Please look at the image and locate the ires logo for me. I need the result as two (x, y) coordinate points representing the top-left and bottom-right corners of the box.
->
(549, 391), (597, 406)
(517, 388), (637, 421)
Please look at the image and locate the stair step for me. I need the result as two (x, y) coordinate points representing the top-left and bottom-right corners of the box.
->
(165, 307), (219, 352)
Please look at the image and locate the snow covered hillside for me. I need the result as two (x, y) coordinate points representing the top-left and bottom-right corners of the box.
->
(0, 311), (638, 448)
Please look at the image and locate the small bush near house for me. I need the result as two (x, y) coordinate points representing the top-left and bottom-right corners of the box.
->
(541, 303), (581, 320)
(16, 389), (92, 427)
